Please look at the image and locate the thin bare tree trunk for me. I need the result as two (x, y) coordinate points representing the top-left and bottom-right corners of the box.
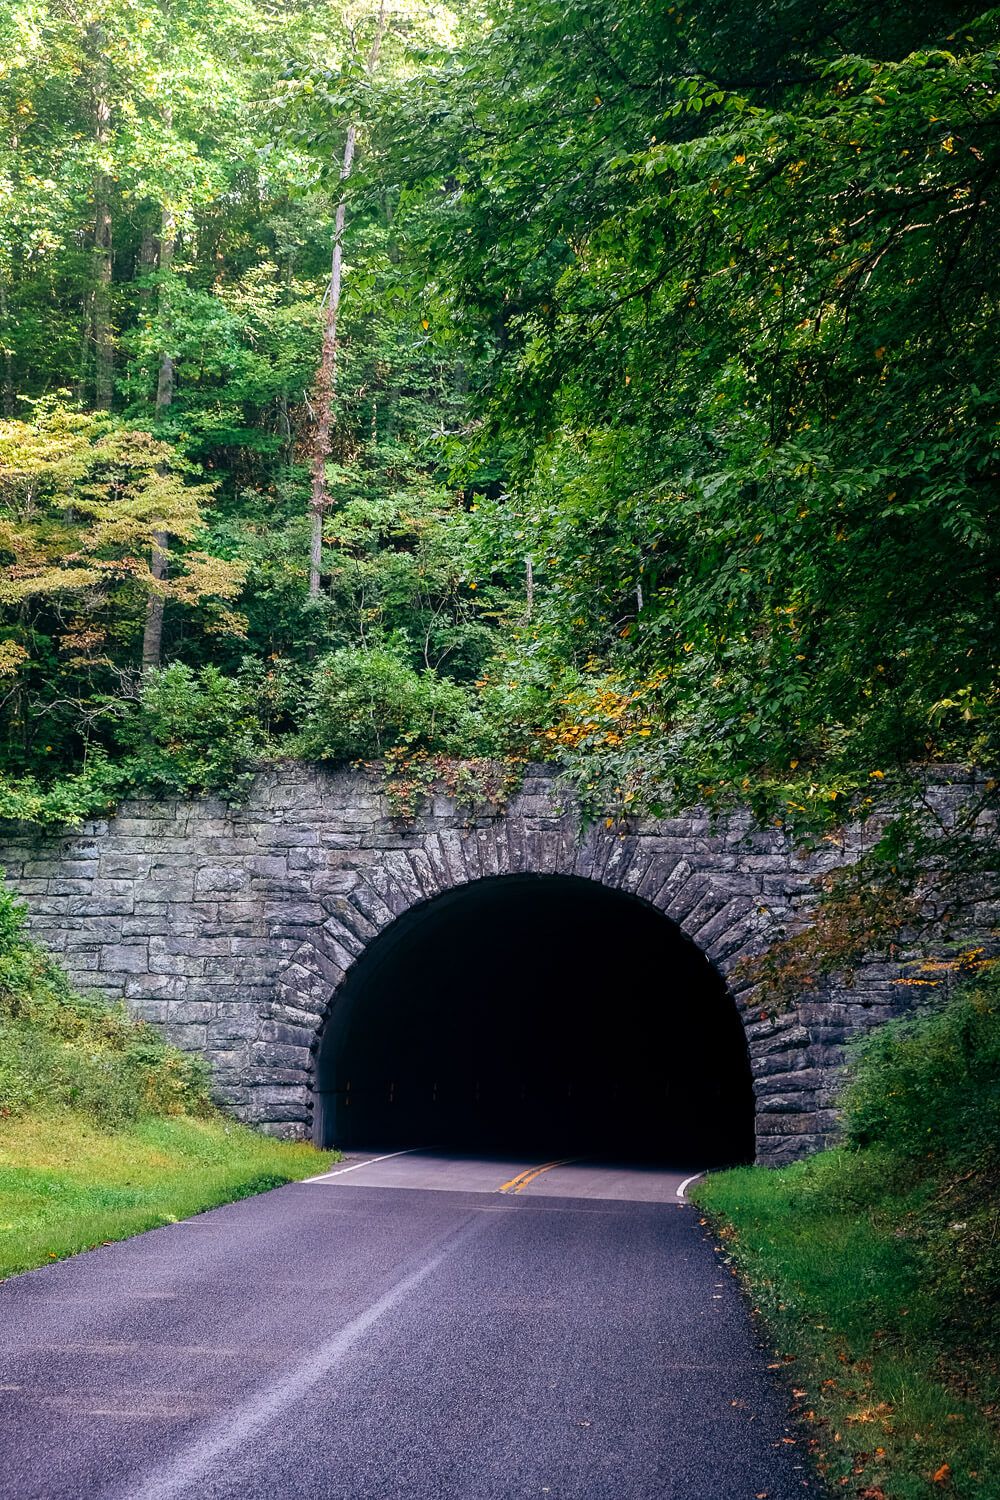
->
(0, 278), (14, 418)
(142, 168), (176, 672)
(308, 1), (388, 598)
(92, 171), (114, 409)
(138, 222), (156, 296)
(154, 203), (176, 413)
(89, 27), (114, 410)
(141, 527), (169, 670)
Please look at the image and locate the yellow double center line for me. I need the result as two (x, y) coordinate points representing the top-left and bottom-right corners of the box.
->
(497, 1158), (576, 1195)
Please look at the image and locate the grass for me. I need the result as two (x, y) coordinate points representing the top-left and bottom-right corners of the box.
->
(0, 1109), (337, 1280)
(694, 969), (1000, 1500)
(0, 877), (338, 1277)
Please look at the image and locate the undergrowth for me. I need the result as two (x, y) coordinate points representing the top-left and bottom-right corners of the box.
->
(0, 878), (209, 1125)
(696, 972), (1000, 1499)
(0, 877), (335, 1275)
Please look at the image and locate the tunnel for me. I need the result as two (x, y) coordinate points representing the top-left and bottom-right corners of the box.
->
(312, 874), (755, 1166)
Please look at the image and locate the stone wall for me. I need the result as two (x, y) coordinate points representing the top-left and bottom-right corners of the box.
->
(1, 765), (993, 1164)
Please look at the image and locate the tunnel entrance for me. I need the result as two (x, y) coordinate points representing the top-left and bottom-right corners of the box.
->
(313, 874), (754, 1166)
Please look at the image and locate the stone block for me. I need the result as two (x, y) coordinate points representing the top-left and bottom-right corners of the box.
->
(264, 901), (325, 926)
(195, 864), (248, 895)
(65, 948), (102, 970)
(149, 951), (207, 977)
(122, 917), (169, 937)
(124, 974), (189, 1001)
(97, 853), (151, 880)
(136, 878), (194, 905)
(64, 894), (131, 918)
(128, 998), (169, 1024)
(206, 1048), (251, 1072)
(99, 943), (149, 972)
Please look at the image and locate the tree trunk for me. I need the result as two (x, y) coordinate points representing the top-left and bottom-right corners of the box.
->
(92, 171), (114, 409)
(308, 1), (388, 598)
(0, 278), (14, 418)
(88, 29), (114, 414)
(142, 181), (176, 672)
(138, 222), (157, 296)
(154, 200), (176, 413)
(141, 528), (169, 670)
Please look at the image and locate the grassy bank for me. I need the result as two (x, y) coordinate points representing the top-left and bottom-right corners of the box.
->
(0, 1111), (332, 1279)
(696, 974), (1000, 1500)
(0, 878), (335, 1278)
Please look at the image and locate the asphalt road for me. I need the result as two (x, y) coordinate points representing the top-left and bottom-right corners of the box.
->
(0, 1151), (816, 1499)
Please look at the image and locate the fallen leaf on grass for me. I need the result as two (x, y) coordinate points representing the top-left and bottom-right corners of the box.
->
(932, 1464), (951, 1484)
(847, 1403), (893, 1426)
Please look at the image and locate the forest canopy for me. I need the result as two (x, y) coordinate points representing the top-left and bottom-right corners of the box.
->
(0, 0), (997, 860)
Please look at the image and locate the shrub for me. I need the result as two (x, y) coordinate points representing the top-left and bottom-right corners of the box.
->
(298, 644), (474, 761)
(844, 969), (1000, 1169)
(113, 662), (265, 794)
(0, 754), (121, 829)
(843, 970), (1000, 1344)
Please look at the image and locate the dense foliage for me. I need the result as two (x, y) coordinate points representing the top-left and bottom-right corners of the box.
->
(1, 1), (997, 896)
(397, 0), (1000, 824)
(698, 969), (1000, 1496)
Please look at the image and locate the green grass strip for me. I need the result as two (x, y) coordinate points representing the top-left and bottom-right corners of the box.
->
(0, 1110), (337, 1280)
(696, 1152), (1000, 1500)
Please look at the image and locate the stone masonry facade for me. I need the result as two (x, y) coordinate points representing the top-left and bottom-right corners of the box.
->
(0, 765), (993, 1164)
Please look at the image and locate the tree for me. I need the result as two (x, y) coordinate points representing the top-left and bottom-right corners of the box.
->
(0, 402), (245, 770)
(308, 0), (389, 598)
(389, 0), (1000, 824)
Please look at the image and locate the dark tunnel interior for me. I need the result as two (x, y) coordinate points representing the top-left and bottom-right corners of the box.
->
(313, 874), (755, 1166)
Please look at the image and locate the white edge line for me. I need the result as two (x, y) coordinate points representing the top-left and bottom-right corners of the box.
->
(301, 1147), (424, 1183)
(676, 1171), (705, 1201)
(131, 1220), (479, 1500)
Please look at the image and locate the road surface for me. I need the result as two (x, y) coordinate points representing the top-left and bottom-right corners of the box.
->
(0, 1151), (815, 1499)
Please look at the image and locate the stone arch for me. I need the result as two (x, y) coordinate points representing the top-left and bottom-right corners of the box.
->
(270, 816), (781, 1158)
